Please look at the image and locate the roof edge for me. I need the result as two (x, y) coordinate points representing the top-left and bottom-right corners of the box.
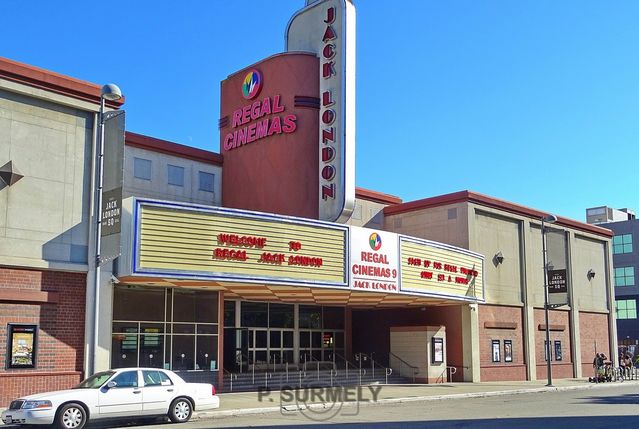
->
(0, 56), (124, 108)
(126, 132), (223, 166)
(384, 190), (613, 238)
(355, 187), (402, 205)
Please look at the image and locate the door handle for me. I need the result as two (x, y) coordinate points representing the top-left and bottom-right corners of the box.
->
(133, 390), (142, 394)
(167, 388), (174, 392)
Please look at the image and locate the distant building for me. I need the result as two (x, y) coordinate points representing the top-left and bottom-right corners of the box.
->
(586, 206), (639, 354)
(586, 206), (635, 225)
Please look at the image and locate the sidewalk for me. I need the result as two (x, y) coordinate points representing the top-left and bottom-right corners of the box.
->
(199, 378), (639, 419)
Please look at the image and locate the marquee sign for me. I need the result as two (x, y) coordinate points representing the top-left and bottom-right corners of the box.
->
(286, 0), (356, 223)
(400, 236), (485, 301)
(349, 227), (399, 292)
(132, 200), (348, 287)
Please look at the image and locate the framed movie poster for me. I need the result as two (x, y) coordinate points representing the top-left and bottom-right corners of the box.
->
(432, 337), (444, 363)
(544, 340), (552, 361)
(492, 340), (501, 362)
(7, 324), (38, 369)
(554, 341), (562, 361)
(504, 340), (513, 362)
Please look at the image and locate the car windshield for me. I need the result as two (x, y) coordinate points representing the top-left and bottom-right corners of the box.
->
(74, 371), (115, 389)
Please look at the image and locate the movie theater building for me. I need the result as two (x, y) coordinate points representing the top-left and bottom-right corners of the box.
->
(0, 1), (617, 402)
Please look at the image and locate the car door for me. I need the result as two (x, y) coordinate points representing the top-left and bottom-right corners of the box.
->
(98, 370), (144, 416)
(141, 370), (175, 414)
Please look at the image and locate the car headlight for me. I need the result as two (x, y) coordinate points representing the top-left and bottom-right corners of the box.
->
(22, 400), (52, 409)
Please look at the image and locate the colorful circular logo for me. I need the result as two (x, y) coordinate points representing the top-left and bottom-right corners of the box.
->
(242, 69), (262, 100)
(369, 233), (382, 251)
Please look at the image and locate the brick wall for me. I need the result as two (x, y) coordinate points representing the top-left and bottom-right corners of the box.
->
(534, 308), (573, 379)
(0, 267), (86, 407)
(579, 311), (611, 377)
(478, 304), (527, 381)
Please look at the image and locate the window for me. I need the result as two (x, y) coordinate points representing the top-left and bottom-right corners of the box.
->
(167, 165), (184, 186)
(199, 171), (215, 192)
(134, 158), (152, 180)
(616, 299), (637, 319)
(614, 267), (635, 287)
(613, 234), (633, 254)
(111, 287), (219, 372)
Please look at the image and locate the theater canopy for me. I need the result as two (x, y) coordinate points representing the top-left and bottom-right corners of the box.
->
(119, 198), (484, 306)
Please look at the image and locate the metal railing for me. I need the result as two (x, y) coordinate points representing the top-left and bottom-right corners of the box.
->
(446, 366), (457, 382)
(223, 369), (238, 392)
(389, 352), (418, 382)
(356, 352), (391, 382)
(334, 352), (358, 379)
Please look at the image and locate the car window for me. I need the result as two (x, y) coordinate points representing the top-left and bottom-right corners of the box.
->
(111, 370), (139, 388)
(158, 371), (173, 386)
(76, 371), (115, 389)
(143, 370), (172, 387)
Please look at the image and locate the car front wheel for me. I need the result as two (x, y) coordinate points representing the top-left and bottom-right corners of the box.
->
(168, 398), (193, 423)
(55, 403), (87, 429)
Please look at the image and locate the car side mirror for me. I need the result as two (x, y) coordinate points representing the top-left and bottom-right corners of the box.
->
(106, 381), (117, 389)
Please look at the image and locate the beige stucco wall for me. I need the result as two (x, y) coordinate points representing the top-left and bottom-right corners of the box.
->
(124, 146), (222, 206)
(473, 210), (523, 306)
(346, 198), (387, 228)
(384, 202), (469, 249)
(0, 86), (94, 270)
(390, 326), (447, 382)
(571, 235), (609, 312)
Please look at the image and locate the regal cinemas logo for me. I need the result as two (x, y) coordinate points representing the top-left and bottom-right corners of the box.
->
(223, 70), (298, 151)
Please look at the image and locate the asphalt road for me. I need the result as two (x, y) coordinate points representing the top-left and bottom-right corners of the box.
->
(86, 383), (639, 429)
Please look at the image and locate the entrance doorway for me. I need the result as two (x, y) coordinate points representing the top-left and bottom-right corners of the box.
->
(223, 327), (248, 372)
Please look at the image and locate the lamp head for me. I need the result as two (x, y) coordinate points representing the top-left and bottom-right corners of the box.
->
(101, 83), (122, 101)
(543, 214), (558, 224)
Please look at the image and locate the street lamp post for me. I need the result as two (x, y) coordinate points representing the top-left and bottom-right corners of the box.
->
(91, 84), (122, 375)
(542, 213), (558, 387)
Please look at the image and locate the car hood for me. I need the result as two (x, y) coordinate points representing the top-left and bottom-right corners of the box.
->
(19, 389), (90, 401)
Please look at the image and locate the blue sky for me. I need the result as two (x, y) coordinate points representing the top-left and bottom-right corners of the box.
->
(3, 1), (638, 221)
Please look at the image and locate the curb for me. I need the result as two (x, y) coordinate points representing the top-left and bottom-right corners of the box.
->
(193, 380), (639, 420)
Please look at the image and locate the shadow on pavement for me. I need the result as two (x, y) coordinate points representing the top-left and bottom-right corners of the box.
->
(581, 393), (639, 405)
(204, 416), (639, 429)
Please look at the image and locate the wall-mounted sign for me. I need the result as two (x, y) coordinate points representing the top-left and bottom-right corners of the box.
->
(133, 201), (348, 287)
(100, 109), (126, 265)
(223, 92), (297, 151)
(286, 0), (356, 223)
(7, 324), (37, 369)
(547, 269), (568, 308)
(400, 236), (484, 302)
(349, 227), (399, 292)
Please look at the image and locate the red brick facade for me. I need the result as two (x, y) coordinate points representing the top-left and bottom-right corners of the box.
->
(533, 308), (573, 379)
(578, 311), (611, 378)
(0, 267), (86, 407)
(479, 305), (527, 381)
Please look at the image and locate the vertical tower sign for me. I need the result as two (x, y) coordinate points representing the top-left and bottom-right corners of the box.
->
(286, 0), (356, 223)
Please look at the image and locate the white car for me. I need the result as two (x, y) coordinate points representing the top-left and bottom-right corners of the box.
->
(1, 368), (219, 429)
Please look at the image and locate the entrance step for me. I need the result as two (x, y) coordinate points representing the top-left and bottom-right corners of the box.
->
(221, 369), (412, 392)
